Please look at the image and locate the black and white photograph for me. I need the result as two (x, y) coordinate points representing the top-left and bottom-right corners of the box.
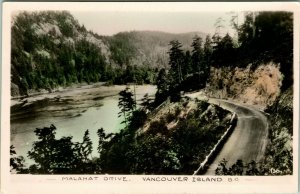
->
(1, 2), (299, 194)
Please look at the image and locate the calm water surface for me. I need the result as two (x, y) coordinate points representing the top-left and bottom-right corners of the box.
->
(11, 84), (156, 166)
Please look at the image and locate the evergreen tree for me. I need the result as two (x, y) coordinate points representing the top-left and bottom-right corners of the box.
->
(168, 40), (184, 84)
(183, 35), (209, 90)
(79, 130), (93, 162)
(27, 125), (80, 173)
(28, 125), (57, 173)
(26, 125), (99, 174)
(204, 35), (213, 66)
(238, 12), (256, 48)
(118, 87), (136, 127)
(212, 33), (236, 67)
(191, 35), (204, 74)
(141, 93), (153, 112)
(154, 68), (169, 106)
(183, 50), (193, 77)
(97, 128), (107, 155)
(109, 32), (137, 68)
(10, 145), (25, 173)
(236, 11), (293, 89)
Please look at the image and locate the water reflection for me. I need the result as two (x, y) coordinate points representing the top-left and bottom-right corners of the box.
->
(10, 85), (156, 165)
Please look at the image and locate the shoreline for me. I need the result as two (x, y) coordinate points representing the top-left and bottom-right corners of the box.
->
(11, 83), (157, 108)
(10, 84), (157, 165)
(11, 82), (106, 100)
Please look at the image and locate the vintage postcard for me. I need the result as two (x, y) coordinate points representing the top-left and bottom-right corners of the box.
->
(1, 2), (299, 194)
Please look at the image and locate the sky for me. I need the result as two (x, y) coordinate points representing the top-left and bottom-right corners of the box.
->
(70, 11), (244, 37)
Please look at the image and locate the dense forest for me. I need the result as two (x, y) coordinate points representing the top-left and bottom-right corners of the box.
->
(11, 11), (206, 96)
(11, 11), (292, 95)
(11, 11), (293, 175)
(11, 11), (154, 95)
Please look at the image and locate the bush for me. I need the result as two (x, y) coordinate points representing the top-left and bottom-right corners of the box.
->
(148, 119), (168, 135)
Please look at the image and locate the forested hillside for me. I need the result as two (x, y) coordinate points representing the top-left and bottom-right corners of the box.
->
(109, 31), (206, 68)
(12, 11), (107, 95)
(204, 12), (293, 108)
(12, 11), (292, 97)
(10, 10), (294, 175)
(11, 11), (205, 96)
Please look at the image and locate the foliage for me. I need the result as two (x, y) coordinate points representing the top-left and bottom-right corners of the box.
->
(182, 51), (193, 78)
(128, 109), (148, 132)
(168, 40), (184, 85)
(128, 134), (181, 174)
(108, 32), (138, 68)
(118, 87), (137, 127)
(27, 125), (98, 174)
(15, 98), (230, 174)
(191, 35), (204, 74)
(11, 11), (293, 95)
(11, 11), (157, 96)
(172, 114), (227, 173)
(140, 93), (154, 113)
(10, 145), (26, 173)
(216, 159), (245, 175)
(205, 12), (293, 90)
(216, 90), (293, 176)
(211, 33), (236, 67)
(154, 35), (212, 105)
(122, 100), (230, 174)
(237, 12), (293, 90)
(154, 68), (169, 106)
(215, 158), (290, 176)
(203, 35), (213, 76)
(11, 11), (293, 176)
(75, 130), (93, 163)
(262, 87), (293, 175)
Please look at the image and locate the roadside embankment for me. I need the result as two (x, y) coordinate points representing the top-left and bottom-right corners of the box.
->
(185, 92), (269, 175)
(193, 113), (237, 175)
(134, 96), (233, 174)
(206, 63), (282, 108)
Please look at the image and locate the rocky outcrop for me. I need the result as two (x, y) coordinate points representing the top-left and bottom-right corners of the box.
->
(206, 63), (282, 108)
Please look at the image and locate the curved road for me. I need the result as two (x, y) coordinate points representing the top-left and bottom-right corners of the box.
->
(186, 93), (269, 175)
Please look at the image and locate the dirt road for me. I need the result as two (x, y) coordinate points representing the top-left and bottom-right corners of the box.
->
(186, 93), (269, 175)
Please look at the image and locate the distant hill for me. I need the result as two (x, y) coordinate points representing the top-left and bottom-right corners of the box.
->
(109, 30), (206, 69)
(11, 11), (206, 95)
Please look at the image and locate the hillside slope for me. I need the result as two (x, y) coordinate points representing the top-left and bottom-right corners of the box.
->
(206, 63), (283, 108)
(11, 11), (206, 96)
(120, 31), (206, 69)
(11, 11), (110, 95)
(262, 86), (293, 175)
